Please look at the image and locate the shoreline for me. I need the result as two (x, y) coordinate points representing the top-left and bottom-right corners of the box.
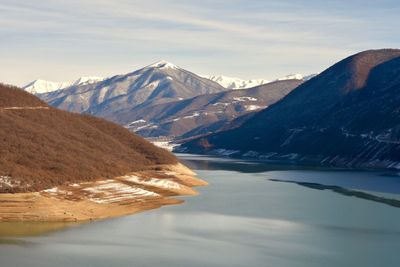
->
(0, 163), (207, 222)
(174, 150), (400, 172)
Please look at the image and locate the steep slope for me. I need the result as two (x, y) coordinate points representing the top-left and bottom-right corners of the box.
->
(123, 80), (303, 139)
(23, 77), (104, 94)
(178, 49), (400, 169)
(39, 61), (227, 116)
(0, 84), (178, 193)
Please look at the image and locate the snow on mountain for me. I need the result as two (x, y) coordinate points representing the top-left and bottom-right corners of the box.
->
(38, 60), (226, 116)
(207, 75), (270, 89)
(275, 74), (304, 81)
(23, 77), (104, 94)
(23, 80), (73, 94)
(275, 73), (318, 81)
(207, 73), (318, 90)
(148, 60), (178, 70)
(72, 77), (104, 86)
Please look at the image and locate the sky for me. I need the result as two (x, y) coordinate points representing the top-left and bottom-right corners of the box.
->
(0, 0), (399, 86)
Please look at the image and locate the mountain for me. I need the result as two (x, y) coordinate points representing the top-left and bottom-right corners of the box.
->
(207, 73), (316, 89)
(177, 49), (400, 169)
(276, 73), (318, 81)
(124, 79), (303, 140)
(0, 83), (177, 193)
(207, 75), (270, 89)
(23, 77), (104, 94)
(38, 60), (227, 116)
(23, 79), (72, 94)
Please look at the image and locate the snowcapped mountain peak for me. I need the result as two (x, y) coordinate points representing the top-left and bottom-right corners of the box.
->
(208, 72), (319, 89)
(23, 79), (72, 94)
(207, 75), (270, 89)
(276, 73), (304, 81)
(23, 76), (104, 94)
(72, 77), (104, 86)
(275, 73), (319, 82)
(148, 60), (178, 70)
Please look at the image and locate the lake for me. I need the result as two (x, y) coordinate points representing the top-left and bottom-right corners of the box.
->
(1, 154), (400, 267)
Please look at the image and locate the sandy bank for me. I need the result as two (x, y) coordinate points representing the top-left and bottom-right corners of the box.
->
(0, 163), (207, 222)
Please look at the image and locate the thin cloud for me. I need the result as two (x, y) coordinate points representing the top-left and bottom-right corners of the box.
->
(0, 0), (398, 86)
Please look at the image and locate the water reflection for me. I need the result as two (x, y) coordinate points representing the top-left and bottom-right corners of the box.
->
(179, 153), (400, 195)
(0, 155), (400, 267)
(270, 179), (400, 208)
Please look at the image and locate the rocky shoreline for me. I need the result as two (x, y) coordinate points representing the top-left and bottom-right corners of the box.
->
(0, 163), (207, 222)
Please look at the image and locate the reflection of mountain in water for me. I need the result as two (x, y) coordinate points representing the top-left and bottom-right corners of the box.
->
(182, 154), (400, 194)
(270, 179), (400, 208)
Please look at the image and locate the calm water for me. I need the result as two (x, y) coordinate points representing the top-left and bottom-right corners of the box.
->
(1, 154), (400, 267)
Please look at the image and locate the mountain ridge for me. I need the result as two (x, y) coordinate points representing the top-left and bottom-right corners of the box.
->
(177, 49), (400, 169)
(23, 77), (104, 94)
(124, 79), (303, 139)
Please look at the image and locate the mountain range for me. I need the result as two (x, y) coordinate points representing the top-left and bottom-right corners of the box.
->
(37, 61), (227, 114)
(177, 49), (400, 169)
(206, 74), (317, 90)
(124, 79), (303, 139)
(206, 75), (270, 89)
(13, 49), (400, 169)
(32, 61), (310, 140)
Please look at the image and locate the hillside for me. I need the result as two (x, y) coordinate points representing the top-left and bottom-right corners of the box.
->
(123, 79), (303, 139)
(177, 49), (400, 169)
(0, 84), (177, 193)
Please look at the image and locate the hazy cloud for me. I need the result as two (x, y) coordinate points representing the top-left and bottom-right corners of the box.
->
(0, 0), (399, 85)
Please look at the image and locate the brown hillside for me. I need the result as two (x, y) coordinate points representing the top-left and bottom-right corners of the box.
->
(0, 84), (47, 107)
(0, 84), (177, 193)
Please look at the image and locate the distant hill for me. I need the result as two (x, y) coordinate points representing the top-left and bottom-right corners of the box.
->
(0, 84), (177, 193)
(123, 79), (303, 139)
(177, 49), (400, 169)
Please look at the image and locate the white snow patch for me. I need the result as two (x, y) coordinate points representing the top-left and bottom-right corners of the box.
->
(122, 175), (182, 190)
(212, 102), (230, 107)
(244, 105), (265, 111)
(145, 80), (161, 89)
(149, 60), (177, 70)
(183, 112), (200, 119)
(207, 75), (269, 89)
(151, 141), (178, 151)
(83, 182), (160, 204)
(128, 119), (146, 125)
(0, 176), (18, 188)
(233, 96), (257, 102)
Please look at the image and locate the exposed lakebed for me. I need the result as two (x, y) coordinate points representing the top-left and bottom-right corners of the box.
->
(0, 154), (399, 267)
